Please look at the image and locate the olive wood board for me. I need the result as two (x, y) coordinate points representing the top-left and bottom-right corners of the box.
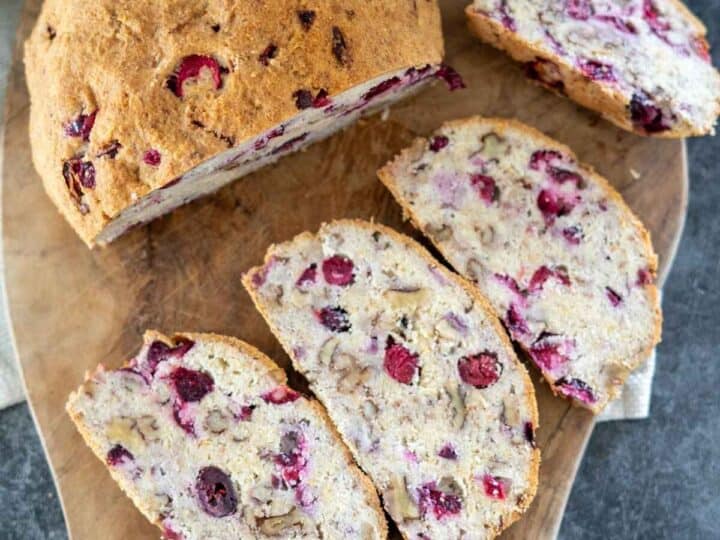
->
(2, 1), (686, 538)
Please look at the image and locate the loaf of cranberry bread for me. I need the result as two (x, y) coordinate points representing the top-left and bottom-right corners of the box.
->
(66, 331), (387, 539)
(24, 1), (458, 248)
(243, 220), (540, 539)
(465, 0), (720, 137)
(378, 117), (662, 413)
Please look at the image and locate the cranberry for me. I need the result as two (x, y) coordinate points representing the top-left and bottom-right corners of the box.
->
(629, 92), (671, 133)
(438, 444), (458, 460)
(63, 158), (95, 189)
(173, 403), (196, 435)
(322, 255), (355, 286)
(384, 336), (419, 384)
(471, 174), (499, 205)
(529, 333), (572, 373)
(296, 263), (317, 287)
(524, 58), (564, 91)
(258, 43), (278, 66)
(237, 405), (255, 421)
(578, 59), (616, 82)
(106, 444), (133, 466)
(505, 304), (530, 336)
(317, 306), (351, 332)
(566, 0), (592, 20)
(162, 523), (183, 540)
(435, 64), (466, 91)
(497, 0), (516, 31)
(417, 482), (462, 520)
(292, 89), (330, 109)
(166, 55), (224, 98)
(529, 149), (564, 171)
(170, 367), (214, 402)
(254, 126), (285, 151)
(606, 287), (623, 306)
(547, 167), (585, 188)
(524, 422), (537, 448)
(64, 110), (97, 141)
(494, 273), (524, 297)
(643, 0), (670, 36)
(274, 431), (306, 488)
(363, 77), (401, 101)
(262, 386), (300, 404)
(331, 26), (350, 65)
(143, 149), (161, 166)
(555, 377), (597, 404)
(195, 466), (237, 517)
(297, 10), (316, 30)
(637, 268), (654, 285)
(457, 352), (502, 389)
(528, 265), (570, 293)
(482, 474), (508, 500)
(96, 140), (121, 159)
(537, 189), (576, 224)
(429, 135), (449, 152)
(146, 338), (194, 374)
(563, 225), (584, 245)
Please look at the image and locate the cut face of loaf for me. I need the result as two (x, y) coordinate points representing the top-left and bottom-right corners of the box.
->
(66, 331), (386, 540)
(24, 0), (453, 247)
(243, 220), (539, 540)
(378, 117), (662, 413)
(465, 0), (720, 137)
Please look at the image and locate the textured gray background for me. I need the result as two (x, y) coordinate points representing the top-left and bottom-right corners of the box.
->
(1, 1), (718, 539)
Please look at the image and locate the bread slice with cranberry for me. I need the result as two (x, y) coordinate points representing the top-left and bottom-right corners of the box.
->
(465, 0), (720, 137)
(378, 116), (662, 414)
(25, 0), (458, 247)
(66, 331), (386, 539)
(243, 219), (540, 540)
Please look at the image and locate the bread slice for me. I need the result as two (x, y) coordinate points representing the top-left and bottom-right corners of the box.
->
(243, 219), (540, 540)
(378, 117), (662, 414)
(66, 331), (386, 539)
(465, 0), (720, 137)
(25, 0), (456, 247)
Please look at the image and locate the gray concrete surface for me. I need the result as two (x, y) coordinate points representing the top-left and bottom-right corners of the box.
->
(0, 1), (718, 538)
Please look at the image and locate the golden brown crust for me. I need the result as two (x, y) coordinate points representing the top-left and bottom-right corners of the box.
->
(464, 4), (720, 138)
(377, 116), (663, 415)
(241, 218), (541, 539)
(67, 329), (388, 538)
(25, 0), (444, 247)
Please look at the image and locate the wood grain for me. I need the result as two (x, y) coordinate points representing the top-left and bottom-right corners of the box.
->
(2, 1), (686, 539)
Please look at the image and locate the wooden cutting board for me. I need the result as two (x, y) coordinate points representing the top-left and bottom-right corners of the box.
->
(2, 1), (686, 539)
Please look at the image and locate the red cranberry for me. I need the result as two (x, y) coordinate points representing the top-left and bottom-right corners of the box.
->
(471, 174), (499, 205)
(384, 337), (419, 384)
(435, 64), (466, 91)
(173, 403), (196, 435)
(457, 352), (502, 389)
(529, 149), (563, 171)
(363, 77), (401, 101)
(106, 444), (133, 466)
(643, 0), (670, 36)
(482, 474), (508, 500)
(578, 59), (616, 82)
(322, 255), (355, 286)
(529, 333), (571, 373)
(537, 189), (576, 224)
(417, 482), (462, 520)
(555, 377), (597, 404)
(429, 135), (449, 152)
(258, 44), (278, 66)
(505, 304), (530, 336)
(296, 263), (317, 287)
(566, 0), (593, 20)
(143, 149), (161, 166)
(528, 265), (570, 293)
(292, 89), (330, 110)
(297, 10), (316, 30)
(166, 55), (224, 98)
(195, 466), (237, 517)
(629, 92), (671, 133)
(317, 306), (351, 333)
(438, 443), (458, 460)
(64, 110), (97, 141)
(332, 26), (350, 65)
(262, 386), (300, 404)
(606, 287), (623, 307)
(146, 338), (195, 374)
(274, 430), (307, 489)
(237, 405), (255, 421)
(637, 268), (654, 285)
(170, 367), (214, 402)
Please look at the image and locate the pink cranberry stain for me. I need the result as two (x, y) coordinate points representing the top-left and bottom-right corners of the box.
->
(417, 482), (462, 520)
(555, 377), (597, 404)
(173, 402), (196, 435)
(643, 0), (671, 36)
(435, 64), (466, 91)
(528, 265), (570, 293)
(595, 15), (636, 34)
(322, 255), (355, 286)
(429, 135), (449, 152)
(275, 430), (307, 489)
(606, 287), (623, 306)
(457, 352), (503, 389)
(316, 306), (351, 333)
(637, 268), (654, 285)
(566, 0), (592, 19)
(146, 338), (195, 374)
(471, 174), (499, 205)
(563, 225), (583, 245)
(143, 149), (161, 166)
(166, 55), (224, 98)
(529, 334), (572, 374)
(106, 444), (134, 466)
(505, 304), (530, 336)
(578, 59), (617, 82)
(383, 337), (419, 384)
(262, 386), (301, 404)
(363, 77), (401, 101)
(258, 43), (278, 66)
(64, 110), (97, 141)
(438, 443), (458, 460)
(296, 263), (317, 287)
(236, 405), (255, 421)
(170, 367), (214, 402)
(482, 474), (509, 500)
(195, 466), (238, 517)
(529, 149), (564, 171)
(494, 273), (524, 298)
(162, 523), (183, 540)
(497, 0), (517, 31)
